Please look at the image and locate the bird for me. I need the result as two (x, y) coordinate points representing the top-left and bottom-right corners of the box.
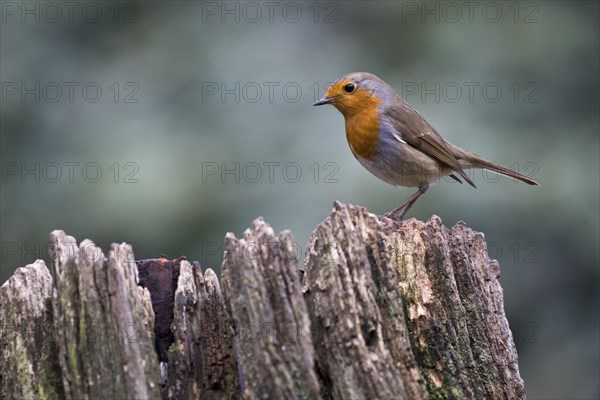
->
(313, 72), (539, 220)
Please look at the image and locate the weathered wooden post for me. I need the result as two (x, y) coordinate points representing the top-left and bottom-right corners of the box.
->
(0, 202), (524, 399)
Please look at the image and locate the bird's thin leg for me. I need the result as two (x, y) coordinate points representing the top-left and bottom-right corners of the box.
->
(387, 184), (429, 220)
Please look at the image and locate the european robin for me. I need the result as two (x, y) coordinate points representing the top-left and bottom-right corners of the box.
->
(314, 72), (539, 220)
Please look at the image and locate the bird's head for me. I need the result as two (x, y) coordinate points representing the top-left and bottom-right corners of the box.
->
(313, 72), (393, 118)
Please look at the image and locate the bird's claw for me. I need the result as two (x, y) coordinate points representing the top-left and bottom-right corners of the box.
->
(381, 212), (403, 222)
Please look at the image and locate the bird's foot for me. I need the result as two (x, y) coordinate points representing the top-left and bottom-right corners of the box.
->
(380, 211), (403, 222)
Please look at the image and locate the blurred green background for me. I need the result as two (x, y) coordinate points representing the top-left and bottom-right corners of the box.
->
(1, 1), (598, 398)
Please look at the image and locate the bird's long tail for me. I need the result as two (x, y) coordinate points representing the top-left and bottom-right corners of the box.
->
(465, 153), (539, 186)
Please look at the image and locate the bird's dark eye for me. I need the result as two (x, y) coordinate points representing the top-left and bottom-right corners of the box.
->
(343, 83), (356, 93)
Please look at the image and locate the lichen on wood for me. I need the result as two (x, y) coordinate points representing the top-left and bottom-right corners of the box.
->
(167, 260), (239, 399)
(48, 230), (161, 399)
(221, 218), (321, 400)
(0, 260), (62, 399)
(302, 202), (524, 399)
(0, 202), (524, 400)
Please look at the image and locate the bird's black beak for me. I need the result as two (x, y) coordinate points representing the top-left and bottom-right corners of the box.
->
(313, 96), (334, 106)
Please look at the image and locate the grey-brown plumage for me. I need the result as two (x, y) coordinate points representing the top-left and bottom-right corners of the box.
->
(314, 72), (539, 219)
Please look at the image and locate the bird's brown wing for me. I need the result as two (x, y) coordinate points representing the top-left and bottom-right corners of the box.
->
(384, 105), (476, 188)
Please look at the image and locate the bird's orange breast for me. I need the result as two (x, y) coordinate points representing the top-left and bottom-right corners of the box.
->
(341, 93), (383, 160)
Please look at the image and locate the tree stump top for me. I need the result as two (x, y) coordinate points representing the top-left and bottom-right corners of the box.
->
(0, 202), (524, 400)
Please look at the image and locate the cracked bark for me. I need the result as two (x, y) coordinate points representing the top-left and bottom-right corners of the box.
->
(0, 260), (61, 399)
(0, 202), (524, 399)
(221, 218), (321, 400)
(48, 230), (161, 399)
(302, 202), (524, 399)
(167, 260), (239, 399)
